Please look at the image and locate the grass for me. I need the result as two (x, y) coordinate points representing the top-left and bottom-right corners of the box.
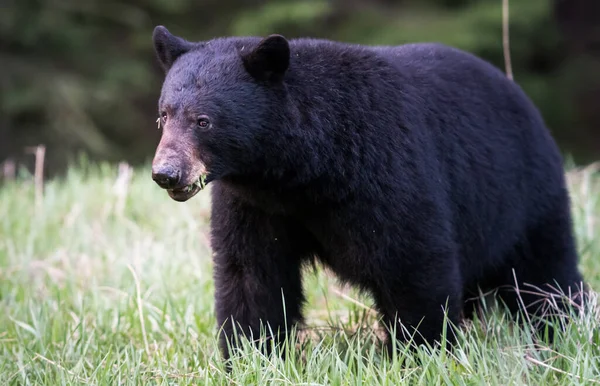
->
(0, 161), (599, 385)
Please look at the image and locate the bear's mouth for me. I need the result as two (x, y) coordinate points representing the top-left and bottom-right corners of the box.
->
(167, 174), (208, 202)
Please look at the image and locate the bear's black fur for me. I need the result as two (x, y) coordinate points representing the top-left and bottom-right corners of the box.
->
(150, 25), (585, 361)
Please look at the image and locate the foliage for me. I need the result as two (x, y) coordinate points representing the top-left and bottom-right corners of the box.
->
(0, 0), (598, 175)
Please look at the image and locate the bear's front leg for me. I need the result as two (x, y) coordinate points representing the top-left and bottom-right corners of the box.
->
(209, 184), (313, 363)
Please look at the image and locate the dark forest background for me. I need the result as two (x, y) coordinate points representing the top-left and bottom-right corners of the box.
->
(1, 0), (599, 177)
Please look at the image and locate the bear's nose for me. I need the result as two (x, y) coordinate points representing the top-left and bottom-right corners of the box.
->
(152, 165), (181, 189)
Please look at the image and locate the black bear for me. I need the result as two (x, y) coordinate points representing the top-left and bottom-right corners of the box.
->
(150, 25), (585, 361)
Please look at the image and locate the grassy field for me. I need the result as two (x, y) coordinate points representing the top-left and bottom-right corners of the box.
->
(0, 161), (599, 385)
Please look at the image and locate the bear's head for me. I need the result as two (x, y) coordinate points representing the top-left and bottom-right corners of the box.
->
(150, 26), (292, 202)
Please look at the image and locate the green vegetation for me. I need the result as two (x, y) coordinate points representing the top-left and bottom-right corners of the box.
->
(0, 162), (599, 384)
(2, 0), (599, 173)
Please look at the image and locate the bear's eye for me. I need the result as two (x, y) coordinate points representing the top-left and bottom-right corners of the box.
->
(197, 116), (211, 130)
(160, 111), (167, 124)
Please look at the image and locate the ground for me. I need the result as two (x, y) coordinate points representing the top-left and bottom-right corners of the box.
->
(0, 160), (599, 385)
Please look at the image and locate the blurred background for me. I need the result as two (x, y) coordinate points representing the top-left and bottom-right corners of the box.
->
(1, 0), (599, 178)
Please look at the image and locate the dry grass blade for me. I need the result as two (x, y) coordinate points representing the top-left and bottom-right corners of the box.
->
(524, 355), (600, 384)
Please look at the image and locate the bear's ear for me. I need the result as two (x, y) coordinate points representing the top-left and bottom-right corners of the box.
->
(241, 34), (290, 82)
(152, 25), (193, 72)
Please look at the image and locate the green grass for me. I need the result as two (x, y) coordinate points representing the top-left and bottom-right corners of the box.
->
(1, 161), (599, 385)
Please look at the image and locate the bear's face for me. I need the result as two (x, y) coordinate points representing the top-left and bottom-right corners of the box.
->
(150, 26), (291, 202)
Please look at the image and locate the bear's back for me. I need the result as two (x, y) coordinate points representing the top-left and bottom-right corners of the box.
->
(378, 42), (568, 270)
(283, 38), (566, 271)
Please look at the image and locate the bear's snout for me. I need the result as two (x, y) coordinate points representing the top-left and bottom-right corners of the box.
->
(152, 164), (181, 189)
